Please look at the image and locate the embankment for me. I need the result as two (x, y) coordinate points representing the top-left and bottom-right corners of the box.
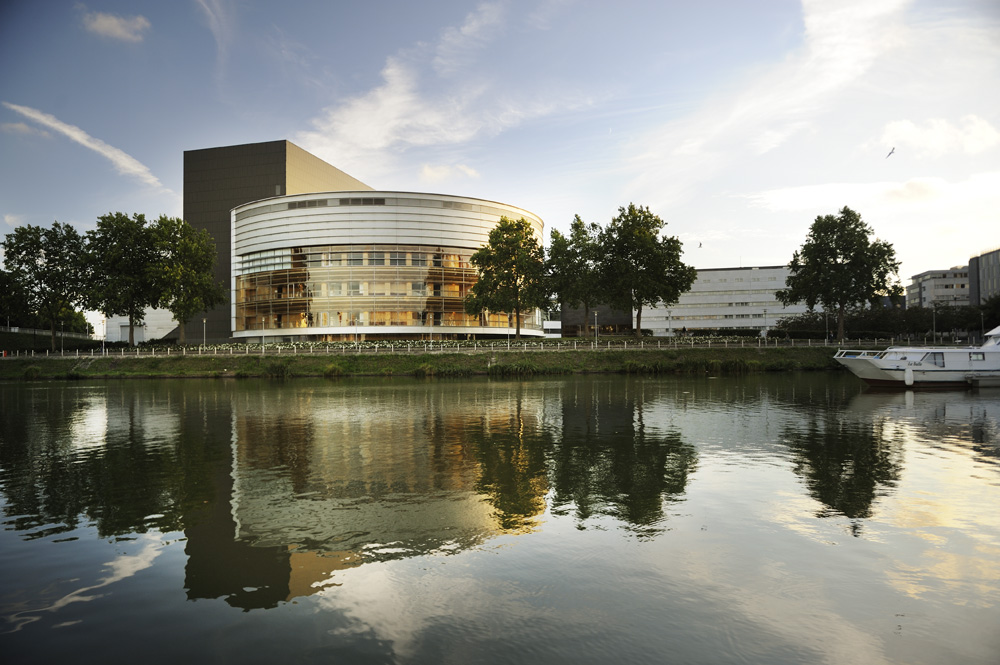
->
(0, 346), (842, 380)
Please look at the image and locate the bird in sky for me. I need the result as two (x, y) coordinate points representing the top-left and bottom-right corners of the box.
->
(698, 242), (702, 248)
(886, 147), (895, 159)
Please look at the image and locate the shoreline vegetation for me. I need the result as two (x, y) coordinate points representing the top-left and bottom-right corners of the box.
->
(0, 343), (845, 380)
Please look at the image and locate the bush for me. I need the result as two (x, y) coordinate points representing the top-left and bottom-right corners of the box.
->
(264, 359), (290, 378)
(414, 363), (436, 378)
(23, 365), (41, 380)
(323, 363), (343, 378)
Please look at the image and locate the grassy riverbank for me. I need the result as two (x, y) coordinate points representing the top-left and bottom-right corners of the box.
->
(0, 346), (843, 380)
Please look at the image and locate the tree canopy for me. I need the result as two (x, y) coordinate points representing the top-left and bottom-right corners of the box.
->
(1, 222), (86, 350)
(597, 204), (696, 338)
(465, 217), (547, 339)
(85, 212), (160, 346)
(776, 206), (901, 341)
(546, 215), (602, 336)
(150, 216), (227, 344)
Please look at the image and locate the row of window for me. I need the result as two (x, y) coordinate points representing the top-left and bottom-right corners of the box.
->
(241, 282), (464, 299)
(234, 196), (521, 223)
(237, 247), (472, 275)
(236, 310), (533, 331)
(701, 276), (779, 283)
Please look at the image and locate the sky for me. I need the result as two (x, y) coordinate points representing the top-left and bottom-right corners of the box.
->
(2, 0), (998, 285)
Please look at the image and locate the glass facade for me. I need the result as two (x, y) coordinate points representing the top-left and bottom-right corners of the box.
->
(235, 243), (536, 339)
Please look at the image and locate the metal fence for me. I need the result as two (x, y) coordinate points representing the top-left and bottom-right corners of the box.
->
(2, 336), (906, 359)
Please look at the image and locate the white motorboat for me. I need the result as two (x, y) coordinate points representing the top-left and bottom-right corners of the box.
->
(834, 325), (1000, 388)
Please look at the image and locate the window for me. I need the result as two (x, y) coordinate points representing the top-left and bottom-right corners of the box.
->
(349, 281), (362, 296)
(411, 253), (427, 266)
(971, 352), (985, 361)
(923, 352), (945, 367)
(390, 252), (406, 266)
(348, 253), (364, 266)
(370, 252), (385, 266)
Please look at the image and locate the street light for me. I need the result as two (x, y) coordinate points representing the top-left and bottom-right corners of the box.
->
(202, 318), (206, 349)
(763, 308), (768, 337)
(594, 311), (598, 341)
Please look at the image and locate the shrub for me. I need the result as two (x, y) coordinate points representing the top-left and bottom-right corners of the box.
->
(414, 363), (436, 378)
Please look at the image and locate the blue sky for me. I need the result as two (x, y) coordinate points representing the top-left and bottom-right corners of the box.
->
(2, 0), (998, 284)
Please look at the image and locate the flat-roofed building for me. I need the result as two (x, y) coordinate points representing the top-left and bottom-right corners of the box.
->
(969, 248), (1000, 306)
(232, 191), (545, 340)
(905, 266), (969, 309)
(183, 140), (373, 342)
(641, 265), (811, 336)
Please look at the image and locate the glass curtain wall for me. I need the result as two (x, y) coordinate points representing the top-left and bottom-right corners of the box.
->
(235, 244), (533, 339)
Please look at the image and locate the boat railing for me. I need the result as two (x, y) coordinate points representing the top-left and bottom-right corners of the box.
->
(834, 350), (884, 359)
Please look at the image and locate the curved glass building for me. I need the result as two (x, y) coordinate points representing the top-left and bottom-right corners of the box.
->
(232, 191), (545, 341)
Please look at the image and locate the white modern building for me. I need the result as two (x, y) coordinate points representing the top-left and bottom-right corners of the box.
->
(905, 267), (969, 309)
(231, 191), (545, 341)
(104, 308), (177, 344)
(641, 265), (812, 336)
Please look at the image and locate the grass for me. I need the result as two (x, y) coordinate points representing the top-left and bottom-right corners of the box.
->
(0, 346), (842, 381)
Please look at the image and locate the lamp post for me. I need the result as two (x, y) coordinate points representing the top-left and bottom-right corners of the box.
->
(202, 318), (206, 349)
(60, 320), (64, 354)
(932, 305), (937, 345)
(981, 310), (985, 343)
(763, 308), (768, 337)
(667, 310), (672, 336)
(594, 311), (598, 341)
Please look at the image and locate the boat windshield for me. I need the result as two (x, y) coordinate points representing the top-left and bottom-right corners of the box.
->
(921, 351), (945, 367)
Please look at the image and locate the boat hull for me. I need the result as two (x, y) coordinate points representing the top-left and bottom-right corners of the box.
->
(834, 347), (1000, 389)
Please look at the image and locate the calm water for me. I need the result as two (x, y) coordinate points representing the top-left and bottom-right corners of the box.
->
(1, 374), (998, 664)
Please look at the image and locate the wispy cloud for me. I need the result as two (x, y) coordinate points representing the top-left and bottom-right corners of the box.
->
(420, 163), (481, 183)
(1, 121), (50, 138)
(295, 4), (581, 180)
(195, 0), (236, 70)
(82, 11), (151, 43)
(433, 2), (506, 76)
(626, 0), (909, 204)
(880, 115), (1000, 159)
(2, 102), (168, 192)
(3, 213), (24, 229)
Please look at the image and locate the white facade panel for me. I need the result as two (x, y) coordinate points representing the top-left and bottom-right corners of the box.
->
(641, 266), (812, 336)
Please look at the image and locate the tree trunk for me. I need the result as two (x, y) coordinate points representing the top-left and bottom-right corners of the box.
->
(837, 304), (846, 342)
(634, 305), (643, 339)
(128, 315), (135, 346)
(178, 321), (186, 345)
(514, 306), (521, 339)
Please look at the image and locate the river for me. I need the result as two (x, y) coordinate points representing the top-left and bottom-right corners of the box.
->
(1, 374), (998, 664)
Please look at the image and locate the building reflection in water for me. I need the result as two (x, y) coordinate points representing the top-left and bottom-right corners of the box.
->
(182, 379), (698, 609)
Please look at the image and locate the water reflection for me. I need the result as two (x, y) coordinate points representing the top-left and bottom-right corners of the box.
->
(1, 376), (999, 628)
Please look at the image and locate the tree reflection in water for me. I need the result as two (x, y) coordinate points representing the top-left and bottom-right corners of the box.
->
(783, 413), (903, 527)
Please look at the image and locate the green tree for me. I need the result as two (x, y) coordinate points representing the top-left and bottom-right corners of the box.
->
(151, 216), (227, 344)
(598, 203), (696, 339)
(85, 212), (159, 346)
(465, 217), (547, 339)
(777, 206), (901, 341)
(546, 215), (602, 336)
(2, 222), (86, 350)
(0, 268), (33, 329)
